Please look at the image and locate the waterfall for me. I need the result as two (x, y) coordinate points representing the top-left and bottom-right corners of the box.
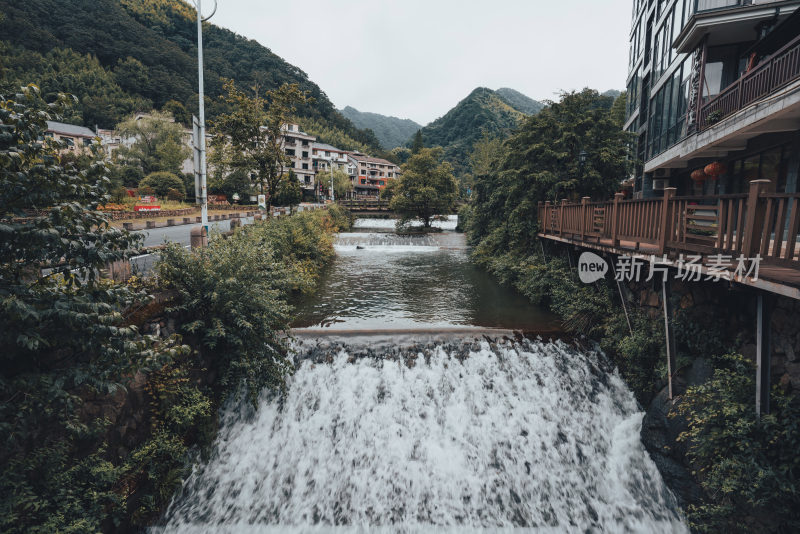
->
(160, 338), (687, 533)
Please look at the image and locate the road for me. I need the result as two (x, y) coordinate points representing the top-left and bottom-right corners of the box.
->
(129, 216), (256, 275)
(135, 216), (257, 247)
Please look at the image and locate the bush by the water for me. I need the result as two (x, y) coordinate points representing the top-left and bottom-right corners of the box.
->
(156, 207), (349, 403)
(675, 354), (800, 532)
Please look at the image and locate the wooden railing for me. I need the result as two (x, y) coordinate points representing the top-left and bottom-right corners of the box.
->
(699, 33), (800, 130)
(538, 180), (800, 266)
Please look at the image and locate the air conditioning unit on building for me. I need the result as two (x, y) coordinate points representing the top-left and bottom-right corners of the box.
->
(652, 178), (669, 190)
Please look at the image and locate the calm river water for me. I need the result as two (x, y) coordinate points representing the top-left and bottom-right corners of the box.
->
(158, 217), (688, 533)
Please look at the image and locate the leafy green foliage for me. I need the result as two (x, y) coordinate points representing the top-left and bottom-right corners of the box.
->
(339, 105), (421, 150)
(156, 208), (344, 404)
(210, 80), (306, 210)
(115, 111), (190, 176)
(274, 171), (303, 209)
(0, 87), (190, 533)
(390, 148), (458, 228)
(466, 89), (631, 255)
(1, 43), (151, 128)
(140, 171), (185, 198)
(675, 354), (800, 532)
(329, 167), (353, 199)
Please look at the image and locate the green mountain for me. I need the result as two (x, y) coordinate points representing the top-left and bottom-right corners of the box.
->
(339, 106), (421, 150)
(0, 0), (382, 153)
(417, 87), (536, 175)
(495, 87), (545, 115)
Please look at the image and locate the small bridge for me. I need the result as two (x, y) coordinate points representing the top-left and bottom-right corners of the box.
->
(337, 199), (392, 213)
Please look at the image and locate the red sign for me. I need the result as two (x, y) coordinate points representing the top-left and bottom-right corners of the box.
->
(134, 205), (161, 212)
(139, 195), (156, 203)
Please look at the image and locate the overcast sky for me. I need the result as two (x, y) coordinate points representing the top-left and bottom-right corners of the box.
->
(210, 0), (632, 125)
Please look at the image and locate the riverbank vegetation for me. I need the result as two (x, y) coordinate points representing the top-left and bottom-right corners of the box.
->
(0, 89), (348, 532)
(461, 88), (800, 532)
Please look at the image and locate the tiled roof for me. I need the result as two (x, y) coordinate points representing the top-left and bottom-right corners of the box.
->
(312, 142), (345, 152)
(349, 153), (396, 166)
(46, 121), (96, 138)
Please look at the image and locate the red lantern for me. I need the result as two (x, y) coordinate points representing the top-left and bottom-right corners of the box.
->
(704, 161), (727, 180)
(691, 169), (707, 184)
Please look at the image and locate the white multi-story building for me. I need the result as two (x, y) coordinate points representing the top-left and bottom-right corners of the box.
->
(281, 123), (316, 193)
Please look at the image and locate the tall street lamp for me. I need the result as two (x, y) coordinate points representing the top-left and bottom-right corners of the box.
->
(330, 161), (335, 203)
(193, 0), (217, 233)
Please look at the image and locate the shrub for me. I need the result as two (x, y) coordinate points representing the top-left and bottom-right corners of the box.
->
(166, 187), (185, 201)
(675, 354), (800, 533)
(155, 209), (341, 405)
(139, 171), (185, 198)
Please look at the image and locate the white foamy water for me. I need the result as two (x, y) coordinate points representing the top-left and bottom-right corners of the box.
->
(353, 215), (458, 231)
(161, 340), (687, 533)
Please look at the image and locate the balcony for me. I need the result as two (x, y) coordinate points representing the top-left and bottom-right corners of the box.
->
(674, 0), (798, 54)
(537, 181), (800, 298)
(699, 33), (800, 130)
(696, 0), (743, 12)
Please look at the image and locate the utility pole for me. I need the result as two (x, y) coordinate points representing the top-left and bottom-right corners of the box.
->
(330, 161), (335, 203)
(193, 0), (217, 233)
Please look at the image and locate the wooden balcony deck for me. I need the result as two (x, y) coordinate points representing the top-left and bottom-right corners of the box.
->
(537, 180), (800, 300)
(699, 32), (800, 130)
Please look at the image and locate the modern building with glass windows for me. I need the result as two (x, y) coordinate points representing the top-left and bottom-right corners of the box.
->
(624, 0), (800, 198)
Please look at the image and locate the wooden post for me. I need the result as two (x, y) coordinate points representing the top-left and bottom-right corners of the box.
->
(756, 293), (772, 418)
(742, 179), (772, 258)
(559, 199), (568, 235)
(662, 273), (677, 400)
(611, 193), (624, 247)
(581, 197), (590, 241)
(658, 188), (677, 255)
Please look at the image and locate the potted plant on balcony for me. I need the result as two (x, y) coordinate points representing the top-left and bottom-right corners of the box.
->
(706, 110), (723, 124)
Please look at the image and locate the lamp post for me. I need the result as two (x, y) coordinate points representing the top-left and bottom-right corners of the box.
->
(330, 161), (335, 203)
(193, 0), (217, 233)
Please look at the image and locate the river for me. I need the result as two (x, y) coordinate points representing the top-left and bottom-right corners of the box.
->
(159, 216), (688, 533)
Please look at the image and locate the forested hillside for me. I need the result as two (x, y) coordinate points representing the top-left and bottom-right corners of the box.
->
(495, 88), (544, 115)
(0, 0), (382, 152)
(417, 87), (529, 176)
(339, 106), (421, 150)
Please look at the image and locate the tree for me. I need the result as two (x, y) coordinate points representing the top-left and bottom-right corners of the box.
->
(139, 171), (185, 198)
(114, 110), (190, 175)
(211, 80), (307, 210)
(389, 147), (458, 228)
(208, 167), (253, 202)
(390, 146), (412, 165)
(0, 86), (184, 533)
(411, 129), (424, 154)
(466, 89), (632, 254)
(329, 167), (353, 199)
(273, 171), (303, 211)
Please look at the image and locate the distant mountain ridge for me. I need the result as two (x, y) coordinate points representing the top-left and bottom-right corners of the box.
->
(339, 106), (422, 150)
(416, 87), (543, 175)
